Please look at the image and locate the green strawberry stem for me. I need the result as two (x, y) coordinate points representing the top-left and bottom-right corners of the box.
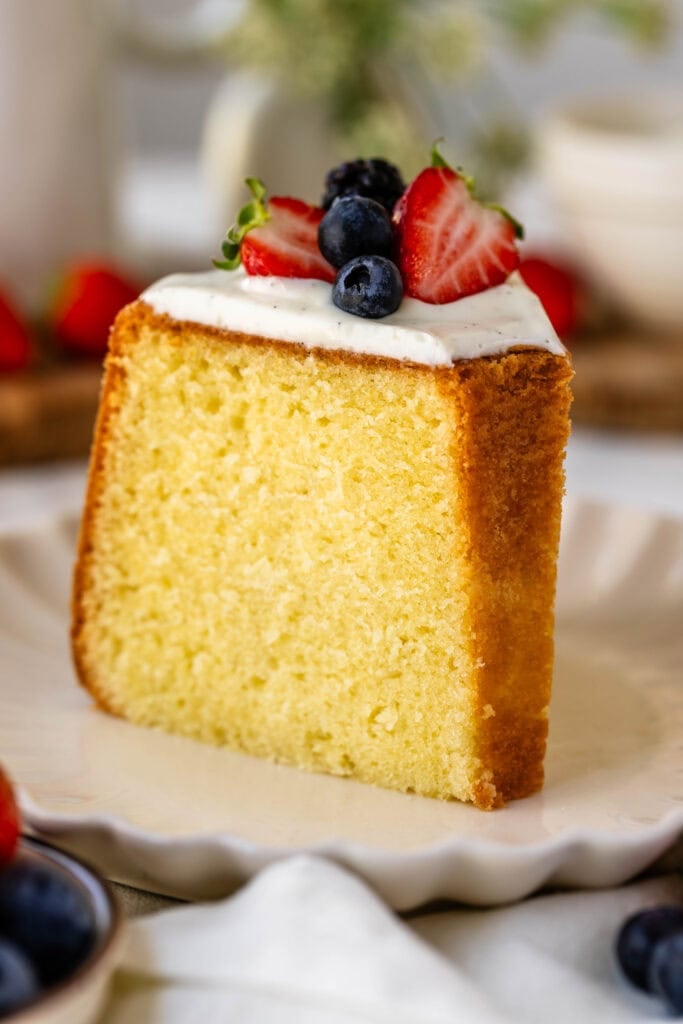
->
(430, 138), (450, 170)
(430, 140), (475, 197)
(213, 177), (270, 271)
(429, 140), (524, 240)
(486, 202), (524, 240)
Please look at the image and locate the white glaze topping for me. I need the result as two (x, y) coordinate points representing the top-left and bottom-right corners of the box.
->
(142, 268), (567, 366)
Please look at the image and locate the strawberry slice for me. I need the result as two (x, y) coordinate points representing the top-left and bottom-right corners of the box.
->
(0, 289), (34, 373)
(214, 180), (335, 283)
(0, 764), (19, 865)
(242, 197), (335, 282)
(393, 166), (520, 304)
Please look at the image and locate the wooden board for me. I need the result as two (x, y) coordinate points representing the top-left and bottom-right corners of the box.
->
(0, 364), (102, 466)
(570, 328), (683, 432)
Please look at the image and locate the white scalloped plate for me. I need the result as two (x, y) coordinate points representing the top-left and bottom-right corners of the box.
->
(1, 499), (682, 909)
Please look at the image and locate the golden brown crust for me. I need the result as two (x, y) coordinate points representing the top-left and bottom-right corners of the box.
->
(71, 318), (129, 717)
(72, 299), (572, 807)
(438, 352), (573, 808)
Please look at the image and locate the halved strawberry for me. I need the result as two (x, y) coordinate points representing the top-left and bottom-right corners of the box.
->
(393, 166), (520, 304)
(214, 179), (335, 283)
(0, 289), (34, 373)
(0, 764), (19, 865)
(242, 197), (335, 282)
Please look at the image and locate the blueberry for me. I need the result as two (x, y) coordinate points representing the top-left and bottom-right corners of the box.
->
(649, 932), (683, 1013)
(0, 939), (39, 1017)
(333, 255), (403, 319)
(318, 196), (394, 269)
(0, 861), (96, 987)
(616, 905), (683, 992)
(322, 158), (406, 213)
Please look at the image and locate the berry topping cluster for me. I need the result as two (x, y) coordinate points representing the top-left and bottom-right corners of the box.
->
(616, 905), (683, 1014)
(0, 763), (98, 1017)
(215, 145), (524, 321)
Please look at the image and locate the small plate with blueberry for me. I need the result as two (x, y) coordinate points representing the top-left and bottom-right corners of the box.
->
(0, 769), (122, 1023)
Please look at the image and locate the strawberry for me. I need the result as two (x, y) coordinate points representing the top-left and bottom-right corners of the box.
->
(214, 179), (335, 283)
(0, 289), (34, 373)
(519, 255), (581, 338)
(393, 165), (521, 304)
(48, 262), (140, 358)
(0, 764), (19, 865)
(243, 198), (335, 282)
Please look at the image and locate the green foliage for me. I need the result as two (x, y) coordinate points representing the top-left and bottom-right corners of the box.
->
(225, 0), (669, 96)
(226, 0), (410, 126)
(218, 0), (670, 189)
(491, 0), (669, 48)
(599, 0), (669, 47)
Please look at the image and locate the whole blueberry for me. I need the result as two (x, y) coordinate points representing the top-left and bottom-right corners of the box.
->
(649, 932), (683, 1013)
(0, 861), (96, 987)
(318, 196), (394, 269)
(333, 255), (403, 320)
(0, 939), (40, 1017)
(616, 905), (683, 992)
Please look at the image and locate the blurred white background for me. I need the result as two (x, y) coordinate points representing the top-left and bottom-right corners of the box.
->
(2, 0), (681, 297)
(119, 0), (683, 152)
(108, 0), (683, 272)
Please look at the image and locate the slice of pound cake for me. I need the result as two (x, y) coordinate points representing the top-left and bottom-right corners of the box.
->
(72, 152), (572, 809)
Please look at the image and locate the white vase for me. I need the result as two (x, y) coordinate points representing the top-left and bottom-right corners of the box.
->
(201, 72), (339, 225)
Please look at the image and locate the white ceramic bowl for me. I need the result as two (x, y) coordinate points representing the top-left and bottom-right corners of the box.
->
(4, 839), (123, 1024)
(537, 93), (683, 332)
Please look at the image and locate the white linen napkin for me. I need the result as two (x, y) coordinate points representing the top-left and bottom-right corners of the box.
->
(101, 856), (683, 1024)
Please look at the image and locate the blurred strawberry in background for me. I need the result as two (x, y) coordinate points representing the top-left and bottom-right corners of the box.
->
(47, 262), (140, 359)
(0, 763), (19, 865)
(0, 290), (35, 373)
(519, 254), (583, 340)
